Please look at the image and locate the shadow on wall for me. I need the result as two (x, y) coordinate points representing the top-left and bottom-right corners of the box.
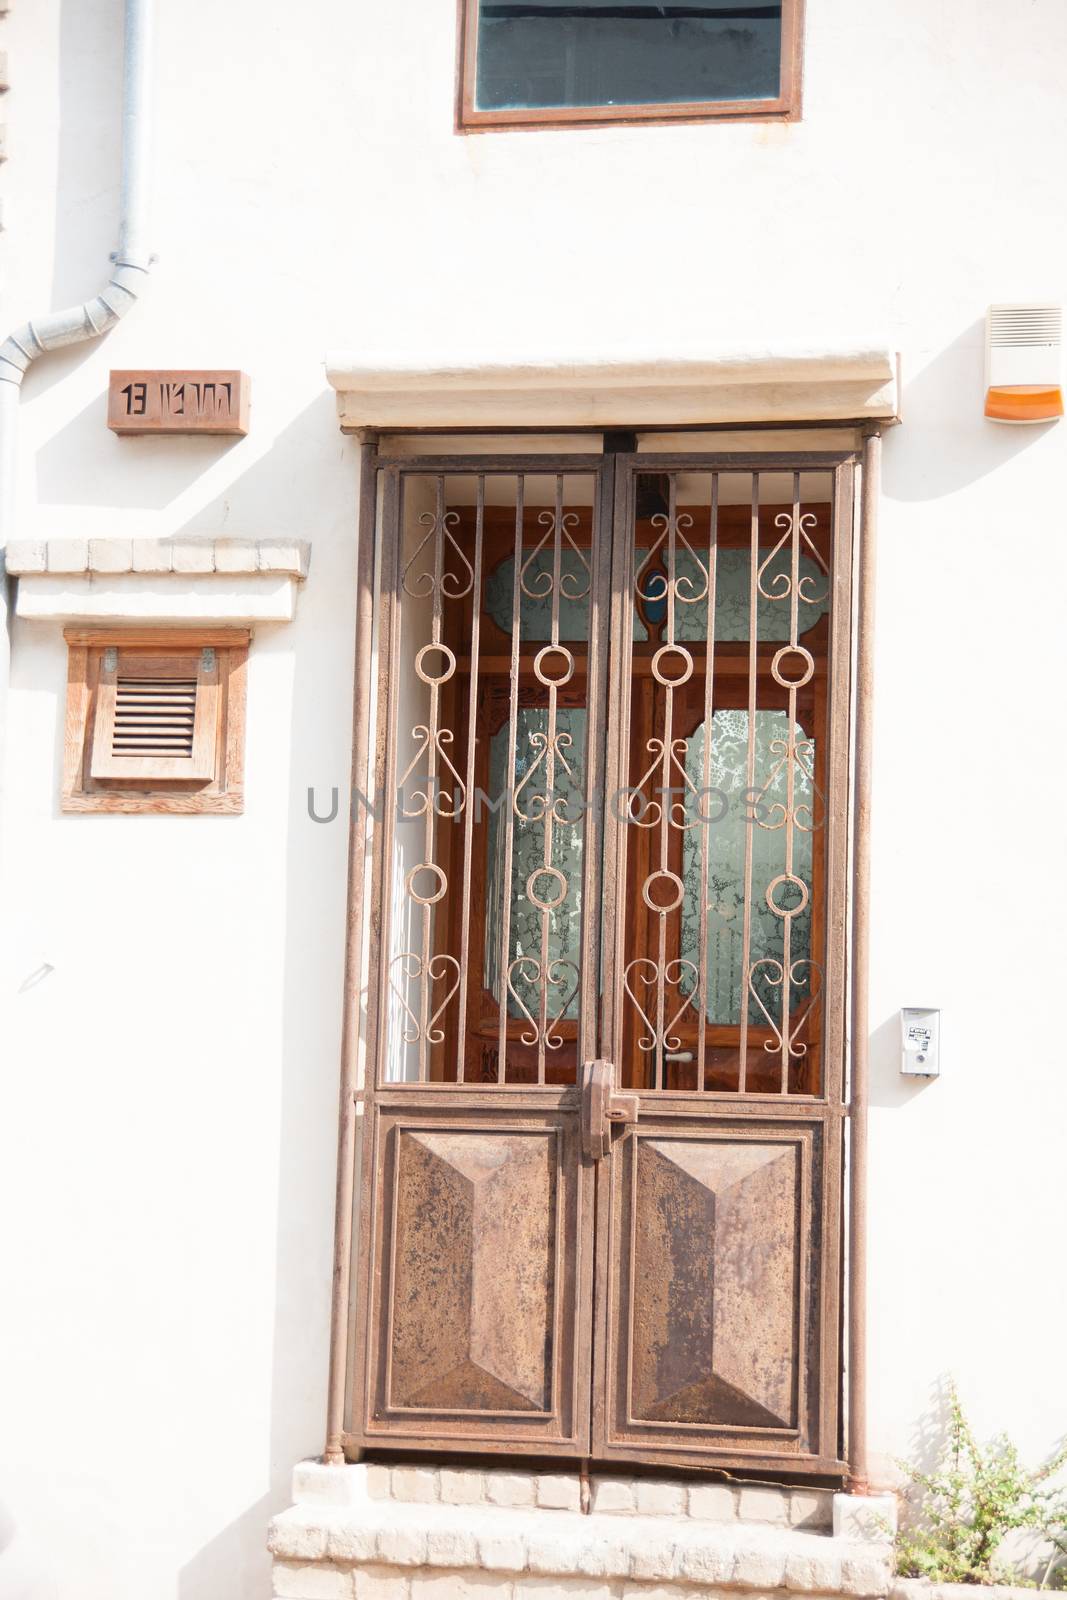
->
(888, 319), (1059, 502)
(168, 401), (358, 1600)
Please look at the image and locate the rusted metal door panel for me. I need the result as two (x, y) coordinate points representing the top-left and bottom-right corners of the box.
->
(590, 457), (853, 1474)
(345, 459), (611, 1458)
(356, 1094), (593, 1454)
(592, 1104), (842, 1472)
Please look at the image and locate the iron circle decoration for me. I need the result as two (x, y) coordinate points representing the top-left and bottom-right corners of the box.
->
(526, 865), (568, 911)
(642, 869), (685, 914)
(533, 644), (575, 688)
(407, 862), (448, 905)
(771, 644), (815, 689)
(651, 645), (694, 688)
(766, 872), (810, 918)
(414, 642), (457, 686)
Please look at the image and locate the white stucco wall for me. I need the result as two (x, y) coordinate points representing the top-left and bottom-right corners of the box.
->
(1, 1), (1065, 1597)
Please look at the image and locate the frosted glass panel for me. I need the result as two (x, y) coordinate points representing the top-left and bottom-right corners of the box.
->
(681, 711), (814, 1026)
(485, 707), (587, 1021)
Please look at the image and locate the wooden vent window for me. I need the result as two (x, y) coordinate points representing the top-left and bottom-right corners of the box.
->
(63, 629), (248, 813)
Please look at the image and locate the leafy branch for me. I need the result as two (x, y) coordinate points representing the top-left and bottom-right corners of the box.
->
(896, 1384), (1067, 1587)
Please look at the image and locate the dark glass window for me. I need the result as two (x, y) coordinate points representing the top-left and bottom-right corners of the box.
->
(469, 1), (789, 120)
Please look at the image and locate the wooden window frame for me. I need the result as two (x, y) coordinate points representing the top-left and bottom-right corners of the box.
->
(456, 0), (805, 133)
(62, 628), (248, 814)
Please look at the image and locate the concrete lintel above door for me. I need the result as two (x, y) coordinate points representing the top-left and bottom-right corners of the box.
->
(324, 346), (900, 430)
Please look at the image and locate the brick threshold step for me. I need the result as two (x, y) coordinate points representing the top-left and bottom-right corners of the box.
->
(270, 1462), (897, 1600)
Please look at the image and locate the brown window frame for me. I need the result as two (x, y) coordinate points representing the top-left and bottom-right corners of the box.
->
(62, 628), (248, 814)
(457, 0), (804, 133)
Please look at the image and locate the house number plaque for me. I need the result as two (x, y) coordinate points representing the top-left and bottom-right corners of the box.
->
(107, 370), (250, 436)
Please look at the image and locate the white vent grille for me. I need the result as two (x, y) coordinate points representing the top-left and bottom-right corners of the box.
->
(988, 303), (1062, 349)
(112, 677), (198, 760)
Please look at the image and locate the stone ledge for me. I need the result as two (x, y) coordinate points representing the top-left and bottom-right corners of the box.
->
(4, 537), (310, 578)
(293, 1462), (837, 1532)
(324, 346), (901, 429)
(268, 1498), (893, 1596)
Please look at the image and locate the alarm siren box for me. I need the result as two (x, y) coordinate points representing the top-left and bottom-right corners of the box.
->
(985, 303), (1063, 423)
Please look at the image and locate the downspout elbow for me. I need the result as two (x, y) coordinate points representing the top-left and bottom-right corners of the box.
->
(0, 262), (151, 389)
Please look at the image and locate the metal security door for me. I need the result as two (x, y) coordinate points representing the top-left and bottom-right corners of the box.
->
(349, 457), (613, 1458)
(590, 455), (853, 1475)
(346, 448), (855, 1476)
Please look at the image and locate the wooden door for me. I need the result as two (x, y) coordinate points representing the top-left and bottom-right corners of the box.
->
(347, 451), (854, 1477)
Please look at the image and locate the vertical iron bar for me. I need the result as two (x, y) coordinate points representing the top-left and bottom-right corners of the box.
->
(696, 474), (718, 1094)
(324, 438), (378, 1464)
(497, 476), (524, 1082)
(737, 473), (759, 1090)
(848, 428), (880, 1492)
(781, 471), (801, 1091)
(455, 476), (484, 1083)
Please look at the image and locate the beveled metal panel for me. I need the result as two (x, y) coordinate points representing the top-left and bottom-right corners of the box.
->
(594, 1109), (840, 1473)
(388, 1127), (557, 1412)
(355, 1098), (591, 1455)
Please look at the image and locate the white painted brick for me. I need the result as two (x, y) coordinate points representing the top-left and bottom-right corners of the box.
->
(352, 1569), (411, 1600)
(526, 1532), (584, 1576)
(515, 1580), (615, 1598)
(732, 1546), (788, 1588)
(621, 1585), (699, 1600)
(628, 1538), (679, 1582)
(635, 1480), (687, 1517)
(391, 1467), (438, 1504)
(45, 539), (89, 573)
(293, 1461), (370, 1509)
(486, 1472), (536, 1509)
(478, 1532), (527, 1573)
(258, 538), (311, 577)
(364, 1464), (392, 1500)
(687, 1482), (737, 1521)
(88, 539), (133, 573)
(273, 1561), (354, 1599)
(536, 1475), (581, 1511)
(738, 1485), (789, 1525)
(790, 1490), (833, 1529)
(833, 1494), (898, 1543)
(678, 1543), (735, 1585)
(4, 541), (46, 573)
(840, 1553), (893, 1596)
(325, 1524), (379, 1564)
(411, 1573), (508, 1597)
(170, 539), (216, 573)
(425, 1530), (478, 1568)
(269, 1518), (330, 1562)
(131, 538), (174, 573)
(590, 1477), (635, 1514)
(576, 1535), (630, 1579)
(213, 538), (259, 573)
(376, 1528), (427, 1567)
(439, 1467), (484, 1505)
(785, 1551), (843, 1591)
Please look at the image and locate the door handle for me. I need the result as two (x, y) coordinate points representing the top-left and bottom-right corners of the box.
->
(581, 1059), (639, 1161)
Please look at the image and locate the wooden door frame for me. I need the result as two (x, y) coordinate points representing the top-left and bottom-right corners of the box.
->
(324, 435), (876, 1486)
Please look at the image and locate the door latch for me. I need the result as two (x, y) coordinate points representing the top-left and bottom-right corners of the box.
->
(581, 1059), (639, 1161)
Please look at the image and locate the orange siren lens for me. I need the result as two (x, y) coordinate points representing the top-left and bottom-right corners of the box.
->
(985, 384), (1064, 423)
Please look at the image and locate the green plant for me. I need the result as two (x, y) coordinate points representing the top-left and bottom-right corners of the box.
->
(896, 1385), (1067, 1587)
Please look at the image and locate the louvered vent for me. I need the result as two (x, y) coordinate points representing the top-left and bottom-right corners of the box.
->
(988, 303), (1062, 349)
(112, 676), (198, 760)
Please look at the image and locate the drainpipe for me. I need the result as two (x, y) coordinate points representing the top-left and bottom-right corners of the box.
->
(0, 0), (154, 642)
